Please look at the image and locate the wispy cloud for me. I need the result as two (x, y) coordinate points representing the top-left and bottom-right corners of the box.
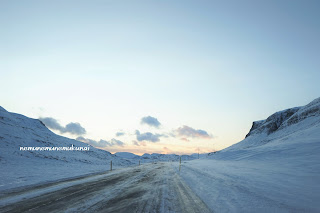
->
(133, 140), (140, 146)
(163, 146), (171, 154)
(132, 140), (147, 146)
(175, 125), (212, 139)
(39, 117), (86, 135)
(76, 137), (125, 148)
(141, 116), (161, 128)
(180, 137), (190, 142)
(135, 130), (164, 142)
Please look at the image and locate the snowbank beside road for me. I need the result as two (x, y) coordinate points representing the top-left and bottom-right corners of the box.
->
(177, 98), (320, 213)
(177, 157), (320, 213)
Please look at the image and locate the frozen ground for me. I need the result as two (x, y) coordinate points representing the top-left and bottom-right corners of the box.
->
(0, 105), (197, 193)
(177, 157), (320, 213)
(1, 97), (319, 212)
(177, 98), (320, 213)
(0, 106), (134, 192)
(0, 163), (211, 213)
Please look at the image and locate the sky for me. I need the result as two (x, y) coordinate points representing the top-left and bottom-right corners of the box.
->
(1, 0), (320, 155)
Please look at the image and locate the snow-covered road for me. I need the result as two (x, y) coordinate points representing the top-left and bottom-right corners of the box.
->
(0, 163), (211, 213)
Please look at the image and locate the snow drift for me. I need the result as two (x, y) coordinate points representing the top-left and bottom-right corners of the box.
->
(0, 106), (132, 191)
(178, 97), (320, 212)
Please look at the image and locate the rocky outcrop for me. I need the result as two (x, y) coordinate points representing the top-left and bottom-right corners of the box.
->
(245, 97), (320, 138)
(215, 97), (320, 154)
(280, 97), (320, 128)
(245, 107), (300, 138)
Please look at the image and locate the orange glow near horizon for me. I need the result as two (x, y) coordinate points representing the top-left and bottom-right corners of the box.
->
(98, 143), (216, 156)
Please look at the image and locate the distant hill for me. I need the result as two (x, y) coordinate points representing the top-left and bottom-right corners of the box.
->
(0, 106), (133, 191)
(209, 97), (320, 161)
(115, 152), (139, 159)
(115, 152), (204, 162)
(138, 153), (196, 162)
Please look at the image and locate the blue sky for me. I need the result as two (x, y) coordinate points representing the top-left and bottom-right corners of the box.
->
(1, 0), (319, 154)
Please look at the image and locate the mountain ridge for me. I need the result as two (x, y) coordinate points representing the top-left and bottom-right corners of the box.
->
(209, 97), (320, 161)
(0, 106), (133, 191)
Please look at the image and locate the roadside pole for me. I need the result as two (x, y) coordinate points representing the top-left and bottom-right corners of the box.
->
(110, 160), (112, 171)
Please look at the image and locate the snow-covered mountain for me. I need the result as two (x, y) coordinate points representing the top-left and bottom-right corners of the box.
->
(209, 97), (320, 160)
(115, 152), (201, 162)
(137, 153), (196, 162)
(178, 98), (320, 212)
(115, 152), (139, 159)
(0, 106), (132, 191)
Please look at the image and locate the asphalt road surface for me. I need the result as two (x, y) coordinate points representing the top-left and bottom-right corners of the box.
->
(0, 163), (212, 213)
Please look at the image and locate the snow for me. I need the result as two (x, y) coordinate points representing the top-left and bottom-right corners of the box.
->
(115, 152), (139, 159)
(0, 165), (137, 207)
(176, 97), (320, 212)
(175, 157), (320, 213)
(114, 152), (199, 163)
(0, 106), (196, 194)
(1, 97), (320, 212)
(0, 106), (133, 192)
(0, 162), (211, 212)
(138, 153), (196, 163)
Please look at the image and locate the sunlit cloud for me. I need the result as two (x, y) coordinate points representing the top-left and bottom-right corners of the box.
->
(163, 146), (171, 154)
(39, 117), (86, 135)
(175, 125), (212, 139)
(132, 140), (147, 147)
(76, 136), (125, 148)
(180, 137), (190, 142)
(140, 116), (161, 128)
(133, 140), (140, 146)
